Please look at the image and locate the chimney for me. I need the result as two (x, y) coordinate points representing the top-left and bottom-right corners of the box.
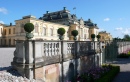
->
(46, 11), (49, 14)
(63, 7), (66, 10)
(10, 23), (12, 26)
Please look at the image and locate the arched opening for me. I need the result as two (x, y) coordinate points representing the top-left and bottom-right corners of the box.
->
(43, 27), (46, 36)
(50, 28), (53, 36)
(68, 63), (75, 82)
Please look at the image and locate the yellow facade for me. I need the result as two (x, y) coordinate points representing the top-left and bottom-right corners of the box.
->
(0, 15), (70, 46)
(89, 27), (99, 41)
(0, 15), (102, 47)
(99, 31), (113, 42)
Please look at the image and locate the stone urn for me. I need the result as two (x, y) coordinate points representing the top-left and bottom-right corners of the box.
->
(59, 35), (64, 40)
(26, 33), (34, 39)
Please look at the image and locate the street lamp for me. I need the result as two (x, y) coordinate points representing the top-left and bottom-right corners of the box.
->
(91, 34), (95, 67)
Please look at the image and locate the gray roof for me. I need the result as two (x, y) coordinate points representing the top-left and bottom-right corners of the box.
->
(40, 7), (78, 22)
(84, 19), (99, 29)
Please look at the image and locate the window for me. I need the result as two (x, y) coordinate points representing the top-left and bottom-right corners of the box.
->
(35, 23), (39, 33)
(4, 29), (6, 35)
(13, 28), (15, 34)
(1, 39), (3, 45)
(43, 27), (46, 36)
(13, 39), (15, 45)
(67, 31), (69, 37)
(21, 24), (24, 33)
(84, 34), (86, 39)
(50, 28), (53, 36)
(5, 39), (6, 45)
(102, 36), (104, 39)
(9, 29), (11, 34)
(1, 28), (2, 34)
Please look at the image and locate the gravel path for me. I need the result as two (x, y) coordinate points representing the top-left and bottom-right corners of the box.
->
(0, 48), (36, 82)
(112, 58), (130, 82)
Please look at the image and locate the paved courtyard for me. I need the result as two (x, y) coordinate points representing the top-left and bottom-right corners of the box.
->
(0, 48), (15, 67)
(112, 58), (130, 82)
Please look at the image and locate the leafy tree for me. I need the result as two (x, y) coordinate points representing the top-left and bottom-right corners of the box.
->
(123, 34), (130, 41)
(71, 30), (78, 40)
(24, 23), (34, 33)
(71, 30), (78, 37)
(57, 28), (65, 35)
(91, 34), (95, 41)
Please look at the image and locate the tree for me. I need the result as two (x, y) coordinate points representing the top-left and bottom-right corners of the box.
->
(123, 34), (130, 41)
(91, 34), (95, 41)
(24, 23), (34, 33)
(57, 28), (66, 40)
(24, 23), (34, 39)
(96, 35), (101, 41)
(57, 28), (65, 35)
(71, 30), (78, 40)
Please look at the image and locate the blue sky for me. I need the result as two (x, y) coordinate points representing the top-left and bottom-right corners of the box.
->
(0, 0), (130, 38)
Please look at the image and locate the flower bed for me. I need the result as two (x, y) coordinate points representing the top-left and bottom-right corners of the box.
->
(77, 65), (120, 82)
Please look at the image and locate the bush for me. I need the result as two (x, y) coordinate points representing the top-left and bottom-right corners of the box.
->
(77, 65), (120, 82)
(71, 30), (78, 37)
(117, 53), (130, 58)
(57, 28), (66, 35)
(24, 23), (34, 33)
(95, 65), (120, 82)
(96, 35), (101, 39)
(91, 34), (95, 39)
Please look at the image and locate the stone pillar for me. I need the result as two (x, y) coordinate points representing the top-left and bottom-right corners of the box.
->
(11, 40), (34, 79)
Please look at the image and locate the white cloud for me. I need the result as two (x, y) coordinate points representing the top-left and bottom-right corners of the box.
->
(0, 7), (8, 14)
(115, 27), (123, 31)
(115, 27), (130, 35)
(121, 29), (130, 35)
(119, 18), (123, 21)
(119, 18), (125, 21)
(104, 18), (110, 21)
(99, 28), (105, 31)
(0, 21), (4, 24)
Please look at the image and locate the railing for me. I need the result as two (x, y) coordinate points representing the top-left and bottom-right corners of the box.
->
(13, 40), (102, 66)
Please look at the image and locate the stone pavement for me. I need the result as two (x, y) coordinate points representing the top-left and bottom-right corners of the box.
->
(112, 58), (130, 82)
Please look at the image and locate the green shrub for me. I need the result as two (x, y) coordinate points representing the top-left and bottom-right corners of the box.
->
(24, 23), (34, 33)
(91, 34), (95, 39)
(117, 53), (129, 58)
(71, 30), (78, 37)
(96, 35), (101, 39)
(95, 66), (120, 82)
(127, 51), (130, 55)
(57, 28), (66, 35)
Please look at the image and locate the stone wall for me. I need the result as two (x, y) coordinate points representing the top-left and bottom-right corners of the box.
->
(11, 40), (102, 82)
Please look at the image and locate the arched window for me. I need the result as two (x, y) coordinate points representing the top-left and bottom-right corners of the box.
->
(21, 24), (24, 33)
(4, 29), (6, 35)
(43, 27), (46, 36)
(35, 23), (39, 33)
(50, 28), (53, 36)
(1, 28), (2, 34)
(13, 28), (15, 34)
(9, 29), (11, 34)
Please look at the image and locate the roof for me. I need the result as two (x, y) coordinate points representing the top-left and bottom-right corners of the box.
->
(40, 7), (78, 22)
(84, 19), (99, 29)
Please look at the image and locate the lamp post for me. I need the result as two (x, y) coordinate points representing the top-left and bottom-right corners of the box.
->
(96, 35), (101, 67)
(91, 34), (96, 67)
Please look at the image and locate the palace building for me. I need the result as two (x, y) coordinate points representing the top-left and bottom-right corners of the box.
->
(0, 7), (110, 47)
